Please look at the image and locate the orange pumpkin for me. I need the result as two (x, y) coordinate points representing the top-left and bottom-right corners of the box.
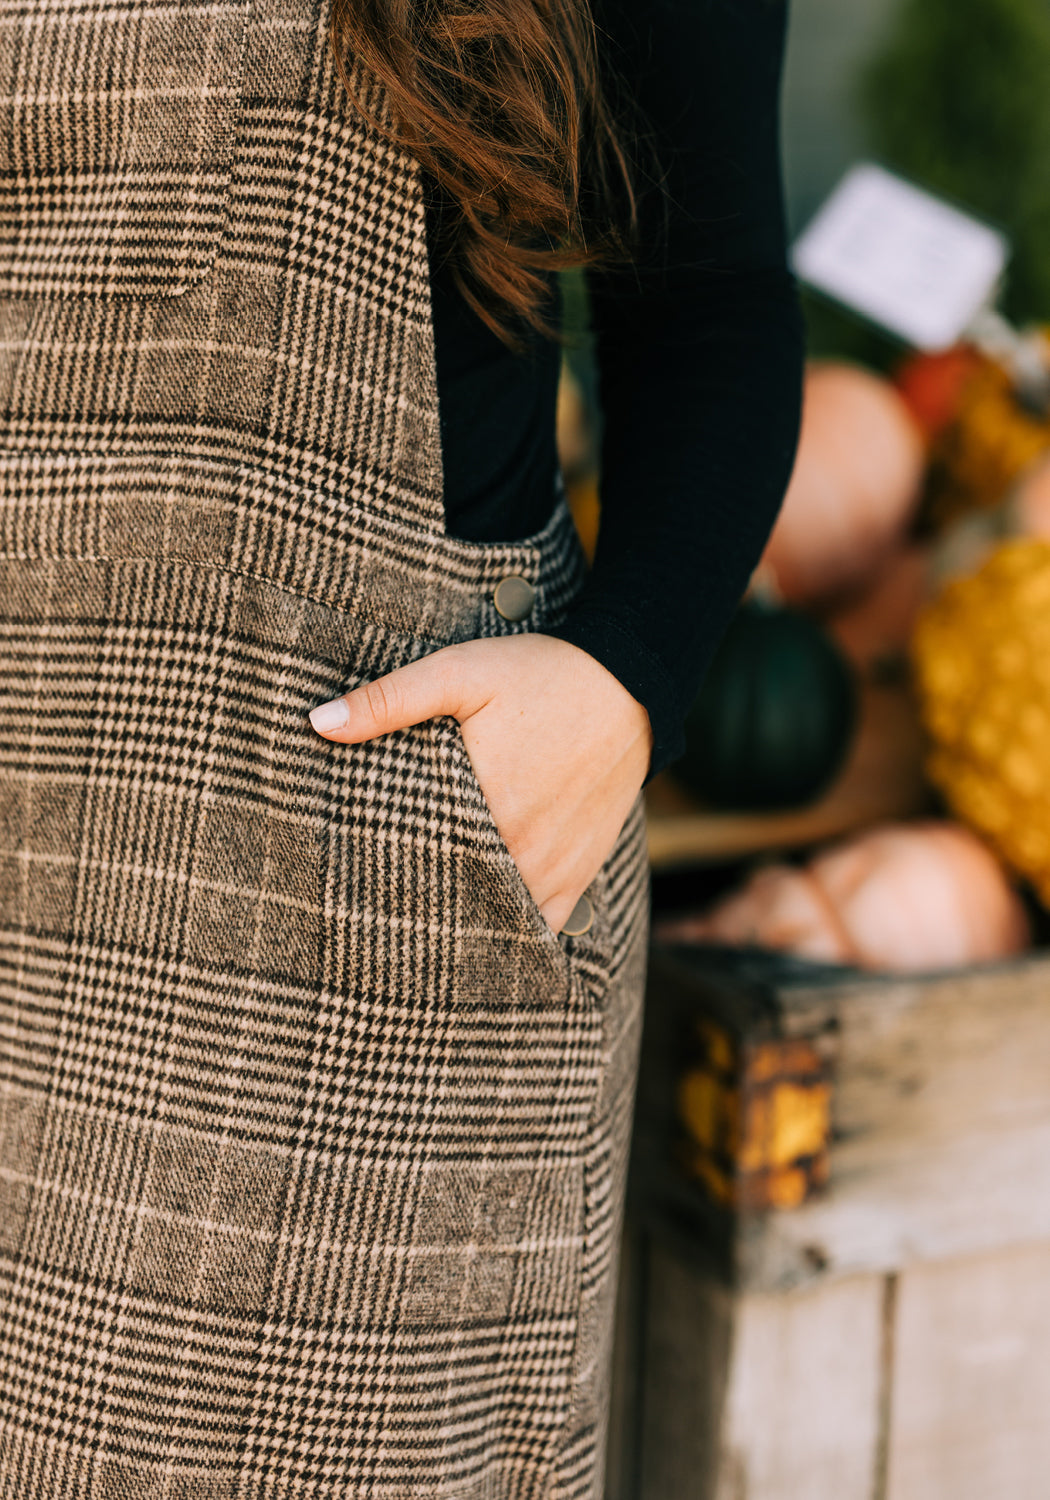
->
(760, 362), (926, 608)
(820, 540), (931, 677)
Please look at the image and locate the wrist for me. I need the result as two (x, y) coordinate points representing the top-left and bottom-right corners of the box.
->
(544, 633), (655, 782)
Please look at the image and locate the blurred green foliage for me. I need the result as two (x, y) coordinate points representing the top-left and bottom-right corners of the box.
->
(859, 0), (1050, 325)
(558, 270), (599, 397)
(798, 286), (906, 374)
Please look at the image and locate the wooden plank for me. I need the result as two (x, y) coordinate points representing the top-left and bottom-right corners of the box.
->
(633, 1237), (883, 1500)
(713, 1274), (884, 1500)
(886, 1243), (1050, 1500)
(645, 683), (929, 872)
(628, 939), (1050, 1495)
(636, 945), (1050, 1292)
(732, 956), (1050, 1290)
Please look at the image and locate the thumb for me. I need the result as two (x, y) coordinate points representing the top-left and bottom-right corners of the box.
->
(308, 644), (478, 744)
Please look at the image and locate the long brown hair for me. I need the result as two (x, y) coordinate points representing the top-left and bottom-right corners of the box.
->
(330, 0), (653, 351)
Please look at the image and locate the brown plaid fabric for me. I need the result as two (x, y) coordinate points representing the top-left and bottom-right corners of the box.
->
(0, 1), (651, 1496)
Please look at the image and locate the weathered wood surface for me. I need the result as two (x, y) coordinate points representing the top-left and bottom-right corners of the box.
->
(635, 943), (1050, 1294)
(612, 939), (1050, 1499)
(614, 1235), (1050, 1500)
(612, 1236), (887, 1500)
(886, 1244), (1050, 1500)
(713, 1271), (885, 1500)
(741, 952), (1050, 1290)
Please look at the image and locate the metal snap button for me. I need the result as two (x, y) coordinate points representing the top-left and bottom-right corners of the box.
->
(493, 574), (536, 622)
(561, 892), (594, 937)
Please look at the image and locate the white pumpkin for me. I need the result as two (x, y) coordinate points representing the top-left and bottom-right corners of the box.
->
(659, 822), (1031, 973)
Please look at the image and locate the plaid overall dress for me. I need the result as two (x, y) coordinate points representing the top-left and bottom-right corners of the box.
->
(0, 0), (651, 1495)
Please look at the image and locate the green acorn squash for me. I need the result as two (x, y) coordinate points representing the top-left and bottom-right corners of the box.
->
(673, 602), (858, 811)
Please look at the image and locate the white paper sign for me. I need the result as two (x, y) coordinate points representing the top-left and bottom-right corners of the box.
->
(792, 163), (1009, 350)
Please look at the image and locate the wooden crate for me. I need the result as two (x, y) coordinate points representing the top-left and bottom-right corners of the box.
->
(607, 941), (1050, 1500)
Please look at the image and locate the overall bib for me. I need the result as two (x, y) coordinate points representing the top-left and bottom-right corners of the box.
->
(0, 2), (651, 1495)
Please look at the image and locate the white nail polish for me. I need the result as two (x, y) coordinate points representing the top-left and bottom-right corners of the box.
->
(310, 698), (350, 732)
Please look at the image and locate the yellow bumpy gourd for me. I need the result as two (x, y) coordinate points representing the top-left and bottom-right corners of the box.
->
(912, 539), (1050, 901)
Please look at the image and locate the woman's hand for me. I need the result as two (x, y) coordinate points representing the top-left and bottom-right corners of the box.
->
(308, 634), (653, 935)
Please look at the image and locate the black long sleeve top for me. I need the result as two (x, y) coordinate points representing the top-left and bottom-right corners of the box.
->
(422, 0), (805, 780)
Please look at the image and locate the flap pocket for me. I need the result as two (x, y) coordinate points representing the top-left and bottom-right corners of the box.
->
(0, 0), (249, 299)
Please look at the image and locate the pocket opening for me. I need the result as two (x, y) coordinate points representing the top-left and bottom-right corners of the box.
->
(440, 715), (617, 994)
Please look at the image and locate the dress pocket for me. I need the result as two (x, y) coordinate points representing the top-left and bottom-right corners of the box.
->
(440, 715), (617, 997)
(0, 0), (249, 300)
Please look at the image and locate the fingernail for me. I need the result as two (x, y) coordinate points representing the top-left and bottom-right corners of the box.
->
(309, 697), (350, 733)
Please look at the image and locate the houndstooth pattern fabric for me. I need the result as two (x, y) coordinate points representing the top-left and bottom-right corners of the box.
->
(0, 1), (651, 1496)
